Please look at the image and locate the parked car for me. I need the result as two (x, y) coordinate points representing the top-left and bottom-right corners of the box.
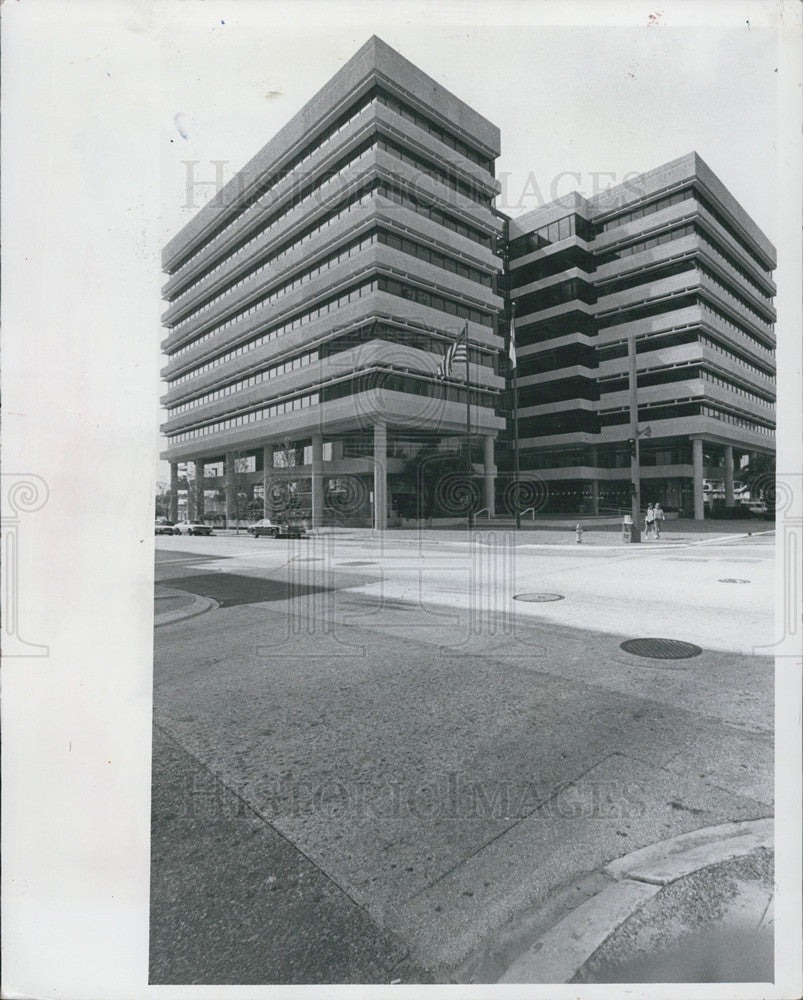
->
(155, 520), (179, 535)
(175, 521), (214, 536)
(249, 518), (305, 539)
(744, 500), (768, 515)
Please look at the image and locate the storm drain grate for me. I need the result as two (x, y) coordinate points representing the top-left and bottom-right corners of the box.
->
(338, 561), (377, 566)
(719, 578), (750, 584)
(513, 592), (565, 602)
(620, 637), (702, 660)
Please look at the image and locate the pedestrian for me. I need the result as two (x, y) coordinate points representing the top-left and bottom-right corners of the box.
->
(654, 502), (665, 538)
(644, 503), (656, 540)
(575, 523), (584, 544)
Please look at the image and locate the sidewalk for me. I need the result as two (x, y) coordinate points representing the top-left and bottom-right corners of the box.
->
(167, 519), (773, 550)
(303, 520), (773, 549)
(458, 820), (773, 984)
(155, 584), (218, 627)
(151, 727), (774, 987)
(150, 725), (433, 985)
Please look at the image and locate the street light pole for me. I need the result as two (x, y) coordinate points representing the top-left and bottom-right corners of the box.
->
(628, 333), (642, 543)
(465, 323), (473, 532)
(511, 301), (521, 531)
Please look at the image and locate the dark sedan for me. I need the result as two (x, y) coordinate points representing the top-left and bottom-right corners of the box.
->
(248, 518), (305, 539)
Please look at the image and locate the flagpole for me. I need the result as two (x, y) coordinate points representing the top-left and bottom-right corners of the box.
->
(464, 321), (473, 531)
(511, 300), (521, 530)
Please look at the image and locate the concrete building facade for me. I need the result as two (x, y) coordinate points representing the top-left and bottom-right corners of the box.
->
(160, 36), (505, 528)
(161, 42), (776, 525)
(506, 153), (776, 517)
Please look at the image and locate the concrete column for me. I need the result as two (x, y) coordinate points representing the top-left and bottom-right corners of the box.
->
(225, 452), (237, 523)
(373, 421), (387, 531)
(169, 462), (179, 522)
(724, 445), (735, 506)
(692, 438), (705, 520)
(262, 445), (274, 516)
(186, 468), (196, 521)
(482, 434), (496, 516)
(590, 479), (599, 516)
(311, 434), (324, 529)
(194, 460), (205, 520)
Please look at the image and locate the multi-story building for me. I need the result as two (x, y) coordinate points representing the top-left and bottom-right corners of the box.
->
(506, 153), (776, 517)
(160, 36), (505, 528)
(161, 40), (776, 526)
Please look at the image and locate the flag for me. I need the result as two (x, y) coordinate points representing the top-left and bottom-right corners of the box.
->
(508, 312), (517, 370)
(436, 325), (468, 379)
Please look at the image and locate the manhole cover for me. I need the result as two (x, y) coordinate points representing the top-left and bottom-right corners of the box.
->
(338, 561), (377, 566)
(620, 638), (702, 660)
(513, 592), (564, 602)
(719, 578), (750, 584)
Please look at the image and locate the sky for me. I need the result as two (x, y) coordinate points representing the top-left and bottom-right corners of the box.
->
(158, 7), (779, 244)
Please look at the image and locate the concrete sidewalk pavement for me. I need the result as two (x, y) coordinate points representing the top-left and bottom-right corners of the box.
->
(468, 819), (774, 984)
(150, 718), (774, 985)
(151, 531), (775, 985)
(150, 725), (433, 985)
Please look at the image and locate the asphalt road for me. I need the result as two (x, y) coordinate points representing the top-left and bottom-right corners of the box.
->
(150, 527), (774, 983)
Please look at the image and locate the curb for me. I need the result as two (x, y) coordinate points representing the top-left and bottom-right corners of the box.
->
(496, 817), (773, 984)
(155, 588), (220, 627)
(604, 817), (773, 885)
(690, 529), (775, 547)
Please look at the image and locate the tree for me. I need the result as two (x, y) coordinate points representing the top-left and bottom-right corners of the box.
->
(154, 481), (171, 519)
(182, 461), (197, 521)
(228, 449), (254, 533)
(269, 439), (304, 522)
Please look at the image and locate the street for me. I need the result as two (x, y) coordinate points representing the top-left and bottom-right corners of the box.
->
(150, 525), (774, 983)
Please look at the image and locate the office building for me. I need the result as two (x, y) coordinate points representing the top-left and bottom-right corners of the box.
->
(507, 153), (776, 517)
(161, 42), (776, 525)
(160, 36), (505, 528)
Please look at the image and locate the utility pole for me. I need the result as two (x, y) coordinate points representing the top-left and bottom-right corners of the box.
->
(465, 323), (473, 531)
(499, 214), (520, 530)
(511, 300), (521, 530)
(628, 334), (642, 543)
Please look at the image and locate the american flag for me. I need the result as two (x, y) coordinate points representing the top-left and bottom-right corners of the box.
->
(436, 325), (468, 379)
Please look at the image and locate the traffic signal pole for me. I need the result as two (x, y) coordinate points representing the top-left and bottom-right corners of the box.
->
(628, 334), (642, 543)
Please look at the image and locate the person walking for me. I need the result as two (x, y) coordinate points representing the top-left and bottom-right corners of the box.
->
(645, 502), (656, 540)
(654, 502), (665, 538)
